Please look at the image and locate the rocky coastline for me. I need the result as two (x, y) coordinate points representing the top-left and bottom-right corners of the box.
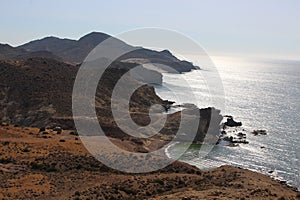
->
(0, 32), (298, 199)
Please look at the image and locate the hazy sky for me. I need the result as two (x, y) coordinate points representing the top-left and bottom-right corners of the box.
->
(1, 0), (299, 59)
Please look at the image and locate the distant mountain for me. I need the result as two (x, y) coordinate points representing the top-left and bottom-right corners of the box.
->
(17, 32), (199, 72)
(19, 32), (112, 64)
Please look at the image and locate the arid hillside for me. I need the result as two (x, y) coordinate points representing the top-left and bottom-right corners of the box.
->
(0, 125), (299, 200)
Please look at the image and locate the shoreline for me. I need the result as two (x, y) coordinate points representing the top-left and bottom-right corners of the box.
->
(164, 140), (300, 192)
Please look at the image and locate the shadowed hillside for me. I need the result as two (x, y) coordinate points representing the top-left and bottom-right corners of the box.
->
(0, 44), (61, 61)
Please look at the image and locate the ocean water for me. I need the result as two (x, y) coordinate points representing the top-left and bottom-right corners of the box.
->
(154, 57), (300, 189)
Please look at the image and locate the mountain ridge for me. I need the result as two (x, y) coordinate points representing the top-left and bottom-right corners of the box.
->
(9, 31), (199, 72)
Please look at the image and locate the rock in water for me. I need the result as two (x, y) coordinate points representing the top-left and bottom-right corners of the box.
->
(224, 117), (242, 127)
(251, 130), (267, 136)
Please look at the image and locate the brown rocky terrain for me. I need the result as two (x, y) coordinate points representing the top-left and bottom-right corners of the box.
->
(0, 124), (299, 200)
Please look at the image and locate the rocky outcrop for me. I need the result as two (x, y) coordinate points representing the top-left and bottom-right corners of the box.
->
(224, 116), (242, 127)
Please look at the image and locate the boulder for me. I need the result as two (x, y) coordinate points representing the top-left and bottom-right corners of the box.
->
(52, 126), (62, 134)
(39, 127), (46, 132)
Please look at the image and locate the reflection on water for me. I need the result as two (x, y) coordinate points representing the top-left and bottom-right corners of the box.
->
(155, 57), (300, 189)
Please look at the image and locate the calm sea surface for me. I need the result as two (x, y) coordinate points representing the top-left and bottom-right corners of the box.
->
(154, 58), (300, 189)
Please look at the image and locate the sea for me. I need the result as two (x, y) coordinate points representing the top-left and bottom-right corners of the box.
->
(154, 56), (300, 189)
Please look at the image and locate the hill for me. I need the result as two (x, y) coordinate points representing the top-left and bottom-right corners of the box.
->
(0, 44), (61, 61)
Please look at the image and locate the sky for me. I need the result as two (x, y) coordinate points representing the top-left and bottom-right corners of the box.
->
(1, 0), (300, 60)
